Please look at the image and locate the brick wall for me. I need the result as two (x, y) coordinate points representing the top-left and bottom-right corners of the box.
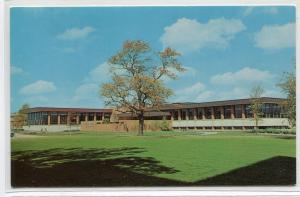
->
(80, 120), (171, 132)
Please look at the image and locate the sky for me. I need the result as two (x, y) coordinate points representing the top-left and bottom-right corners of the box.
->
(10, 6), (296, 112)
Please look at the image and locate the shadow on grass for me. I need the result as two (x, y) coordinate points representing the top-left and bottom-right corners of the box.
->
(11, 147), (182, 187)
(11, 148), (296, 187)
(195, 156), (296, 186)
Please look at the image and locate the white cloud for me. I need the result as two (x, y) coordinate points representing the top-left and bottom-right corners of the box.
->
(161, 66), (198, 83)
(89, 62), (112, 83)
(254, 23), (295, 50)
(160, 17), (246, 53)
(11, 66), (24, 75)
(57, 26), (95, 40)
(176, 82), (205, 95)
(172, 82), (214, 102)
(217, 87), (249, 100)
(195, 91), (213, 102)
(20, 80), (56, 95)
(210, 67), (274, 85)
(72, 83), (99, 101)
(243, 7), (255, 16)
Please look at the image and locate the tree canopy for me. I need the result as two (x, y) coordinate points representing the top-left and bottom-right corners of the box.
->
(101, 40), (185, 135)
(278, 68), (296, 127)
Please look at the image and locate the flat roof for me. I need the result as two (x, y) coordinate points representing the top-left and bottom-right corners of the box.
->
(158, 97), (287, 110)
(26, 97), (286, 114)
(28, 107), (113, 113)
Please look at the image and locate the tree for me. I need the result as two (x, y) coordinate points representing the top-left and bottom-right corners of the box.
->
(278, 68), (296, 127)
(101, 40), (185, 135)
(249, 85), (265, 130)
(13, 104), (30, 129)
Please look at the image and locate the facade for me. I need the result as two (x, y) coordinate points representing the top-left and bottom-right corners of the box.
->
(21, 97), (290, 132)
(118, 97), (290, 130)
(160, 97), (289, 130)
(23, 107), (112, 132)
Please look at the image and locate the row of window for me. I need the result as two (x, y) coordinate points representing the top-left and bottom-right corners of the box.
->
(27, 112), (111, 125)
(171, 104), (287, 120)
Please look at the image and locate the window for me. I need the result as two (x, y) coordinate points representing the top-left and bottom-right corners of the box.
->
(214, 107), (221, 119)
(245, 104), (253, 118)
(50, 112), (58, 124)
(204, 108), (212, 119)
(173, 111), (178, 120)
(235, 105), (242, 118)
(197, 108), (203, 119)
(188, 109), (194, 120)
(224, 106), (232, 119)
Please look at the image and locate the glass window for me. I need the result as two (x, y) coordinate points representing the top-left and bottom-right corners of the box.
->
(224, 106), (232, 119)
(204, 108), (212, 119)
(235, 105), (242, 118)
(214, 107), (221, 119)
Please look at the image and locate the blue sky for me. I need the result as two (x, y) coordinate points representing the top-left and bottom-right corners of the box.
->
(10, 6), (295, 112)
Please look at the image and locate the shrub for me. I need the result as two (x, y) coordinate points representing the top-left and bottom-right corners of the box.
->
(158, 120), (170, 131)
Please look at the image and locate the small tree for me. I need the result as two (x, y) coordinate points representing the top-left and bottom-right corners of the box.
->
(277, 68), (296, 127)
(13, 104), (30, 129)
(249, 85), (264, 130)
(101, 40), (185, 135)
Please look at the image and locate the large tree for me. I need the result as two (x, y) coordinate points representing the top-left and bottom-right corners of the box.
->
(278, 68), (296, 127)
(101, 40), (185, 135)
(249, 85), (265, 130)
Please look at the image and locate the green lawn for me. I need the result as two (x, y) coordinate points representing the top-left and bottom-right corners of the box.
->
(11, 131), (296, 187)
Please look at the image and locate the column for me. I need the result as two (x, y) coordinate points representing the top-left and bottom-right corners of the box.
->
(220, 106), (224, 130)
(241, 105), (246, 119)
(76, 114), (79, 124)
(211, 107), (215, 120)
(67, 112), (70, 125)
(94, 112), (97, 122)
(193, 109), (197, 120)
(178, 110), (181, 120)
(102, 113), (105, 121)
(185, 109), (189, 120)
(220, 106), (224, 119)
(47, 113), (51, 125)
(57, 113), (61, 125)
(85, 113), (88, 122)
(202, 108), (206, 120)
(170, 111), (174, 121)
(231, 105), (235, 119)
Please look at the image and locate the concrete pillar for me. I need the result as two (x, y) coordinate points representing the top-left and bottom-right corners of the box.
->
(170, 111), (174, 121)
(220, 106), (224, 119)
(67, 112), (70, 125)
(178, 110), (181, 120)
(193, 109), (197, 120)
(241, 105), (246, 119)
(231, 105), (235, 119)
(76, 115), (79, 124)
(185, 109), (189, 120)
(211, 107), (215, 120)
(85, 113), (88, 122)
(58, 114), (61, 125)
(102, 113), (105, 121)
(94, 113), (97, 122)
(47, 113), (51, 125)
(202, 108), (206, 120)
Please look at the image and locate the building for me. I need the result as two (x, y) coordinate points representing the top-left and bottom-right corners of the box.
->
(21, 97), (290, 132)
(158, 97), (289, 130)
(23, 107), (112, 132)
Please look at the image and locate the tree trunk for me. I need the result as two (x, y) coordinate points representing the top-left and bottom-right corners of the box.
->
(138, 112), (144, 135)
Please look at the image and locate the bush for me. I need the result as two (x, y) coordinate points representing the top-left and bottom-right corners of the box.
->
(158, 121), (170, 131)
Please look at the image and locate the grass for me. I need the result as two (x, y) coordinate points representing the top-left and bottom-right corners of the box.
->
(11, 131), (296, 187)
